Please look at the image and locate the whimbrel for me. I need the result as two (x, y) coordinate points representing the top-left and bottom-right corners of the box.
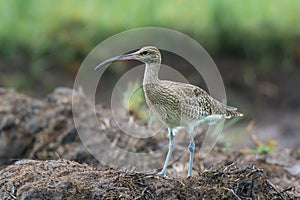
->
(95, 46), (243, 177)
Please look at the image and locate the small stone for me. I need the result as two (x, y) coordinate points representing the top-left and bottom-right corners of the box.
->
(1, 115), (15, 130)
(0, 88), (15, 95)
(285, 164), (300, 177)
(54, 87), (73, 95)
(27, 118), (42, 134)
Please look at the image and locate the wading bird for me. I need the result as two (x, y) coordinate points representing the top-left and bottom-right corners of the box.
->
(95, 46), (243, 177)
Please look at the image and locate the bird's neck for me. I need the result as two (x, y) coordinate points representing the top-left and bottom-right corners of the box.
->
(143, 63), (160, 85)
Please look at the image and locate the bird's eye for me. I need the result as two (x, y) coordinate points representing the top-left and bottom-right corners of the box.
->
(141, 51), (149, 55)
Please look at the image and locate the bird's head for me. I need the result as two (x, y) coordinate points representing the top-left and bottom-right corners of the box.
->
(95, 46), (161, 70)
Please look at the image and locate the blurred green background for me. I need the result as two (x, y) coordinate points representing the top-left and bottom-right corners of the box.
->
(0, 0), (300, 117)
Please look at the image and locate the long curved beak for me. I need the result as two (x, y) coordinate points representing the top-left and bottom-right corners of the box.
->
(94, 52), (137, 70)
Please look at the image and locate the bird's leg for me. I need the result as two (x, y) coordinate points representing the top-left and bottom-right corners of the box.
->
(157, 128), (174, 177)
(187, 127), (195, 177)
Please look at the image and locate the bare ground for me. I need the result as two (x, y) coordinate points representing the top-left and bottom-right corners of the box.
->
(0, 159), (297, 199)
(0, 88), (299, 199)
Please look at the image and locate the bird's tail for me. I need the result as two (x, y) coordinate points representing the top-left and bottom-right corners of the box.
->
(224, 104), (243, 118)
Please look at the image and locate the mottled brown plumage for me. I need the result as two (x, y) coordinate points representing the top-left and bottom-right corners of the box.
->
(144, 80), (242, 128)
(95, 46), (243, 177)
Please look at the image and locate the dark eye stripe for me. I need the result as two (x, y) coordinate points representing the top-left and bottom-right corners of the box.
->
(141, 51), (148, 55)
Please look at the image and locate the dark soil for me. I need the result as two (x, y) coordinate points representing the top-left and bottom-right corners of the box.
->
(0, 88), (299, 199)
(0, 159), (297, 199)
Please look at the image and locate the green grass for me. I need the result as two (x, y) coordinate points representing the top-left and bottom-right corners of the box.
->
(122, 81), (148, 121)
(0, 0), (299, 91)
(1, 0), (299, 56)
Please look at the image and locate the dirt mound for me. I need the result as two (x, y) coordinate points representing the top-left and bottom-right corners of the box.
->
(0, 87), (97, 166)
(0, 88), (299, 199)
(0, 159), (296, 199)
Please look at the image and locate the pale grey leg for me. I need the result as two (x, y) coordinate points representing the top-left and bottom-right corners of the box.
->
(157, 128), (174, 177)
(187, 127), (195, 177)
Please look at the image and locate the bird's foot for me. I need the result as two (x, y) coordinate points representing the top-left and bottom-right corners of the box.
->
(156, 172), (168, 178)
(187, 173), (192, 178)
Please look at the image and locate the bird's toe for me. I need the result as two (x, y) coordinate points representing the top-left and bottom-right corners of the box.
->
(156, 172), (168, 178)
